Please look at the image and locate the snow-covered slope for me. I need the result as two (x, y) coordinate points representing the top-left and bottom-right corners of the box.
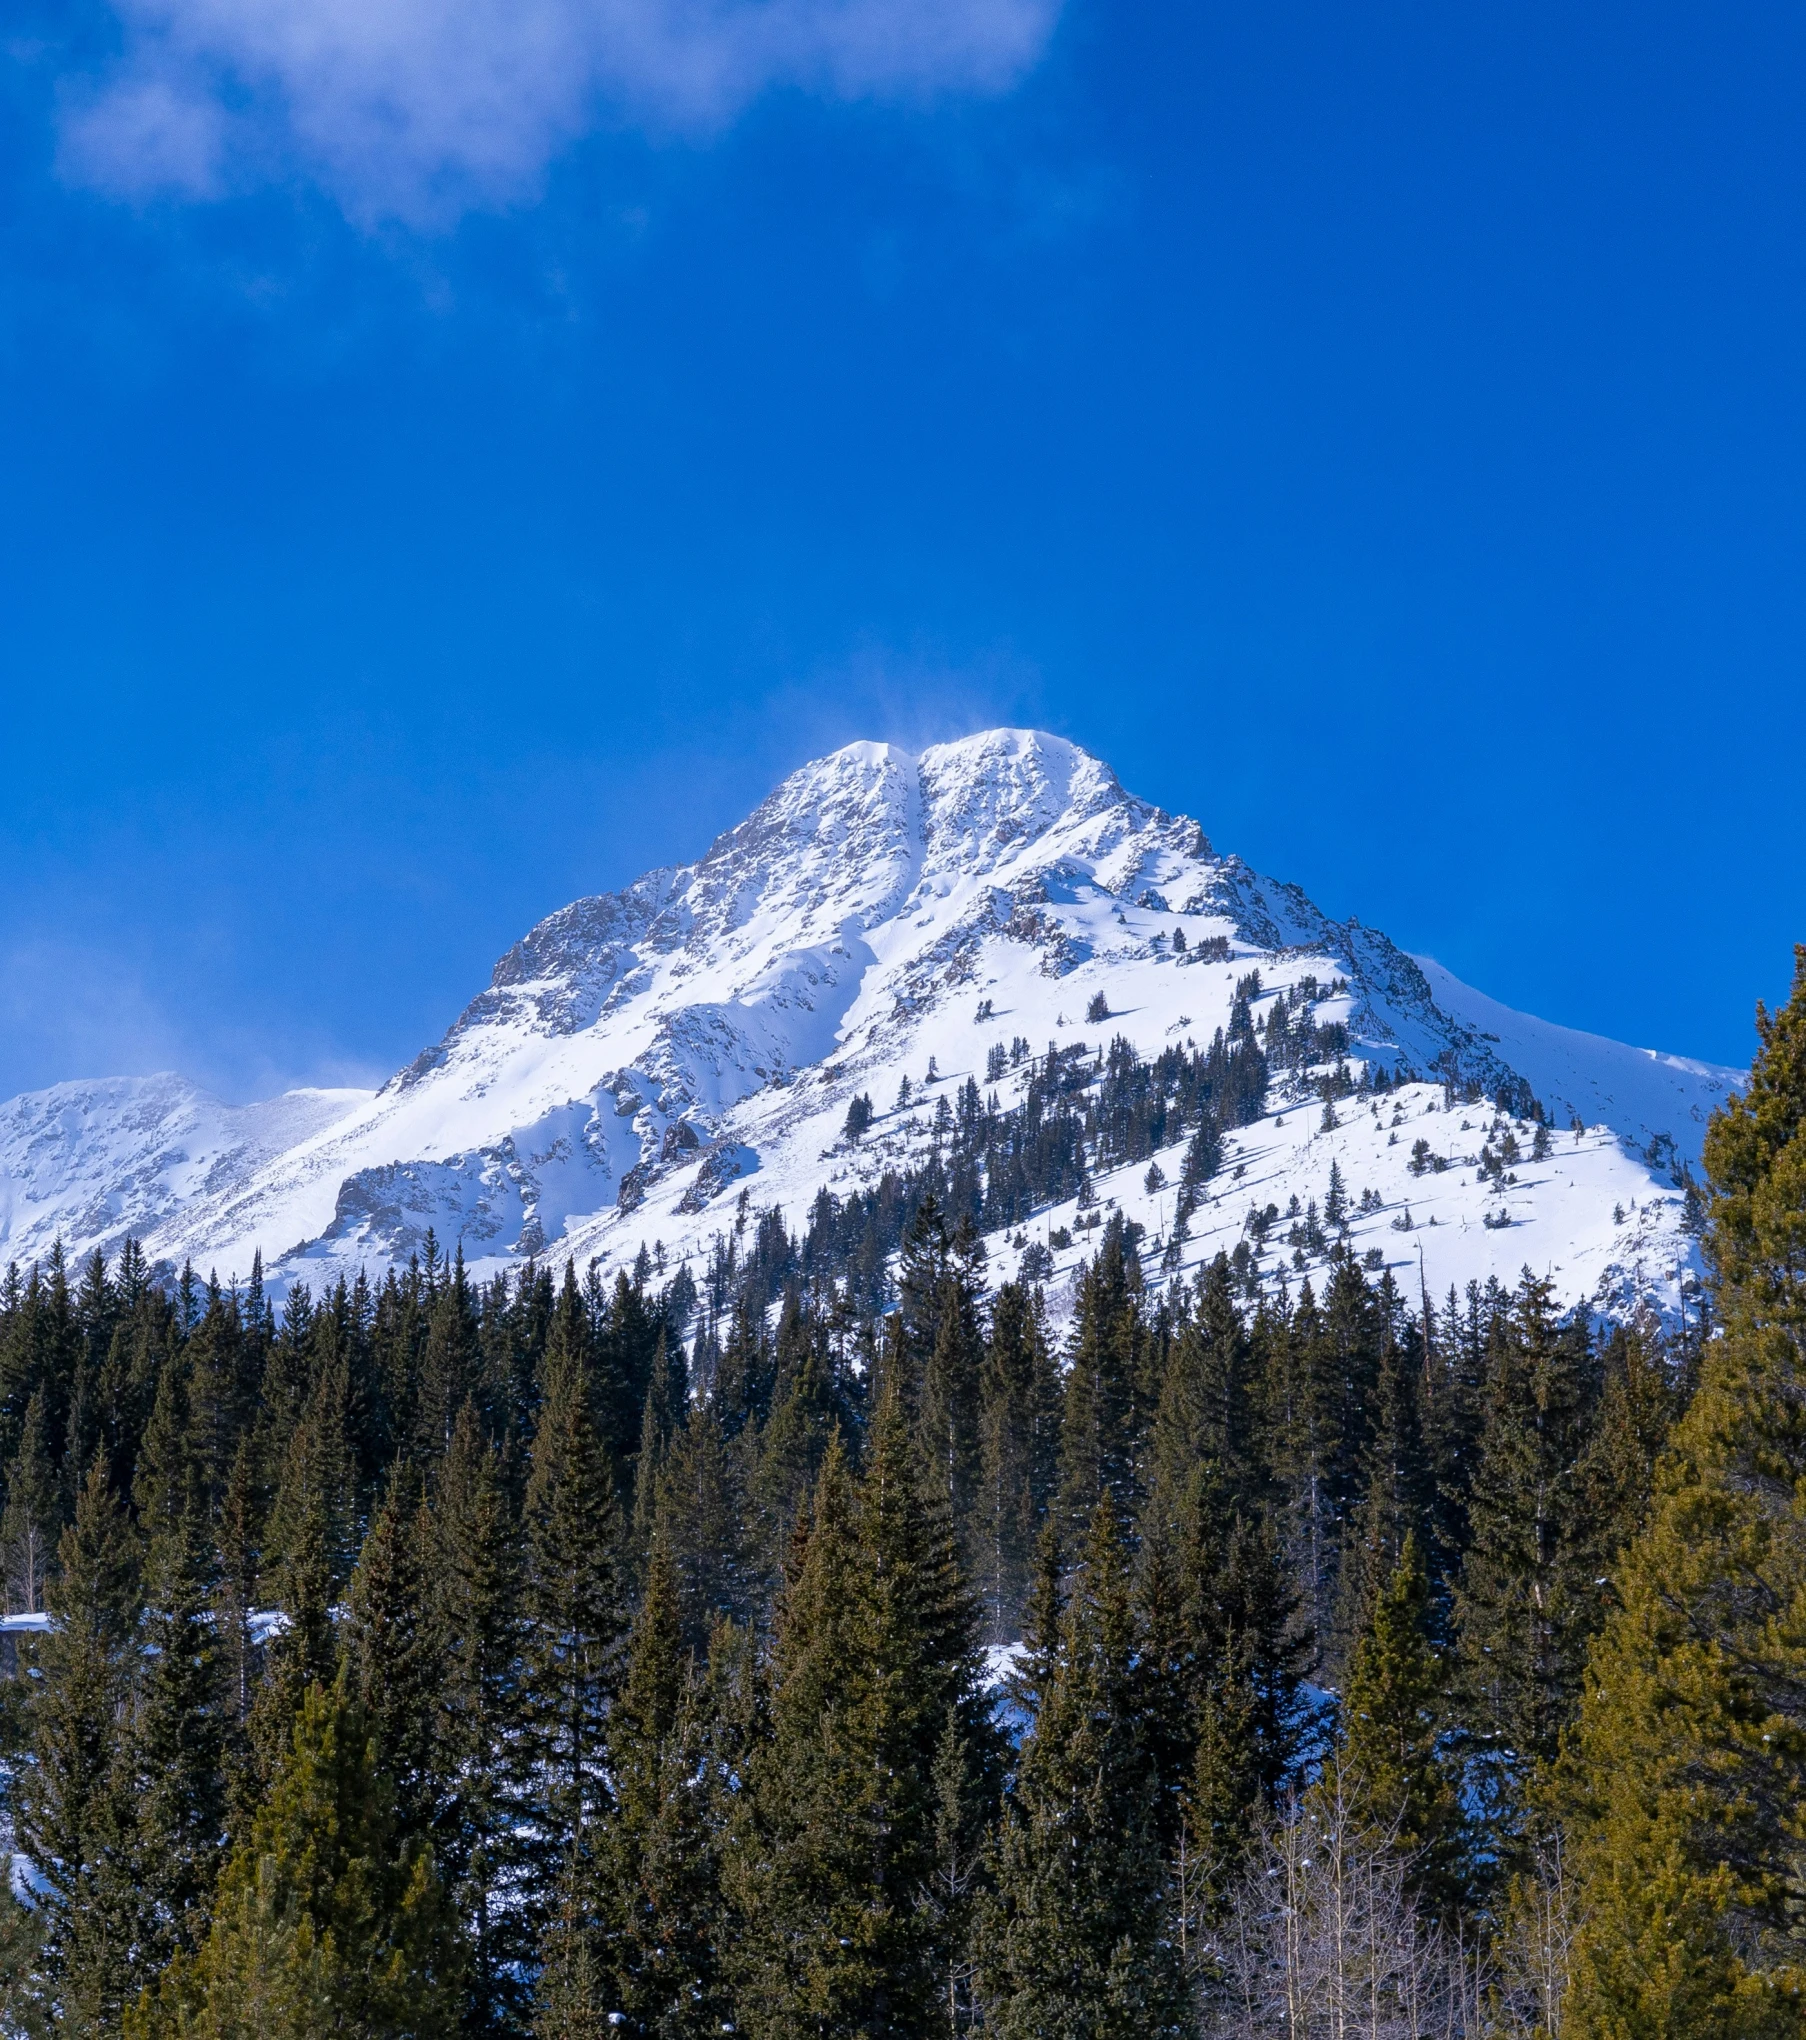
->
(1412, 958), (1736, 1171)
(0, 731), (1741, 1322)
(0, 1076), (371, 1274)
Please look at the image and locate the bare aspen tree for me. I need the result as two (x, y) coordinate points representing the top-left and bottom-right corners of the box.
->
(1198, 1775), (1494, 2039)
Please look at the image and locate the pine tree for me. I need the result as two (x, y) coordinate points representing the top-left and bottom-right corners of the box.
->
(1332, 1292), (1434, 1671)
(591, 1536), (726, 2037)
(976, 1281), (1060, 1643)
(976, 1500), (1189, 2040)
(732, 1394), (993, 2039)
(1321, 1532), (1461, 1912)
(433, 1399), (532, 2034)
(1562, 948), (1806, 2035)
(655, 1402), (758, 1648)
(1056, 1223), (1143, 1538)
(917, 1257), (985, 1580)
(342, 1468), (444, 1845)
(416, 1248), (483, 1461)
(751, 1289), (839, 1583)
(1173, 1675), (1259, 1975)
(248, 1349), (354, 1790)
(16, 1455), (143, 2033)
(126, 1676), (460, 2040)
(1456, 1273), (1602, 1791)
(211, 1437), (260, 1821)
(1585, 1312), (1681, 1567)
(126, 1354), (228, 1973)
(521, 1324), (624, 1953)
(1, 1384), (59, 1615)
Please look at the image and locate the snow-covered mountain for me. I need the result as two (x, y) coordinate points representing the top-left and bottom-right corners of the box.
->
(0, 1076), (371, 1276)
(0, 731), (1740, 1320)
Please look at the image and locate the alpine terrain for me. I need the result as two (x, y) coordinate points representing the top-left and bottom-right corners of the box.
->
(0, 730), (1733, 1320)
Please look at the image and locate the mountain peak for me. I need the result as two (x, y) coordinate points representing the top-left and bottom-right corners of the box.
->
(0, 731), (1739, 1326)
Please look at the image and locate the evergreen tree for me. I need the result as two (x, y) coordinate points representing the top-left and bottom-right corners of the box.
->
(1321, 1532), (1461, 1912)
(1332, 1289), (1434, 1669)
(521, 1323), (624, 1949)
(127, 1355), (229, 1974)
(1585, 1312), (1681, 1567)
(655, 1403), (758, 1649)
(1, 1385), (59, 1615)
(591, 1536), (726, 2037)
(976, 1280), (1059, 1643)
(976, 1501), (1189, 2040)
(416, 1249), (483, 1462)
(751, 1289), (840, 1583)
(917, 1263), (985, 1581)
(16, 1455), (143, 2034)
(1056, 1222), (1143, 1538)
(433, 1399), (532, 2034)
(1562, 949), (1806, 2036)
(127, 1677), (460, 2040)
(1456, 1273), (1603, 1789)
(248, 1348), (354, 1790)
(342, 1469), (444, 1845)
(733, 1393), (993, 2039)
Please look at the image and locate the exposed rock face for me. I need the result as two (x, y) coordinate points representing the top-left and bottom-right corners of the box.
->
(0, 730), (1738, 1319)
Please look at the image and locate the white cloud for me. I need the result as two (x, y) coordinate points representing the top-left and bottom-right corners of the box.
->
(59, 0), (1062, 227)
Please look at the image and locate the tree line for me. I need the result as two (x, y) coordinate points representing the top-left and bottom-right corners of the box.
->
(3, 950), (1806, 2037)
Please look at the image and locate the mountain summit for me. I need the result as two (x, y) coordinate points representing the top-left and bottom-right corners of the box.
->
(0, 730), (1735, 1319)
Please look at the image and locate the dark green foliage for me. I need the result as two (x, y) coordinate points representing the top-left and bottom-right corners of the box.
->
(521, 1319), (625, 1944)
(1455, 1273), (1605, 1783)
(977, 1502), (1189, 2040)
(1324, 1532), (1462, 1911)
(127, 1356), (228, 1974)
(433, 1400), (533, 2033)
(342, 1469), (443, 1844)
(1563, 948), (1806, 2035)
(1056, 1216), (1144, 1537)
(976, 1280), (1060, 1642)
(0, 1029), (1720, 2039)
(731, 1390), (996, 2039)
(17, 1456), (143, 2033)
(585, 1537), (727, 2037)
(127, 1676), (460, 2040)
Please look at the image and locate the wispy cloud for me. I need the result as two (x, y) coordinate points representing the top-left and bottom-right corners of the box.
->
(58, 0), (1062, 228)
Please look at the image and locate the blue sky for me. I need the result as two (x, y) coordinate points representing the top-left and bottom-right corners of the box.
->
(1, 0), (1802, 1101)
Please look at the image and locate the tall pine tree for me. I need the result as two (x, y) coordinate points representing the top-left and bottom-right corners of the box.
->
(1563, 948), (1806, 2036)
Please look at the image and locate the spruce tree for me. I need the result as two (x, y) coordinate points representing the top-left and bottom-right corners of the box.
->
(1562, 949), (1806, 2035)
(521, 1326), (624, 1953)
(1056, 1223), (1142, 1539)
(655, 1402), (758, 1648)
(433, 1399), (532, 2033)
(127, 1355), (228, 1973)
(591, 1536), (726, 2037)
(733, 1393), (993, 2039)
(1332, 1292), (1433, 1669)
(16, 1455), (143, 2034)
(976, 1500), (1188, 2040)
(248, 1353), (352, 1791)
(976, 1280), (1059, 1643)
(751, 1289), (839, 1583)
(917, 1260), (985, 1579)
(342, 1468), (444, 1846)
(416, 1248), (483, 1461)
(1455, 1272), (1602, 1789)
(1321, 1531), (1461, 1912)
(126, 1676), (460, 2040)
(1, 1385), (59, 1615)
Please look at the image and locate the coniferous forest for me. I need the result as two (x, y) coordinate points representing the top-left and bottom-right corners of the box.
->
(3, 952), (1806, 2038)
